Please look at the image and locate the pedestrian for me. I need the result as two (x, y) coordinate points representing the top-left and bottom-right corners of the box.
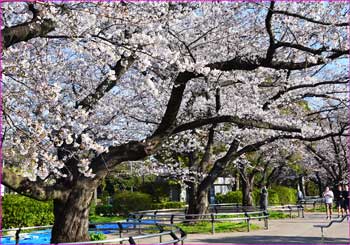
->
(334, 185), (344, 218)
(323, 186), (334, 219)
(342, 185), (349, 218)
(297, 188), (304, 204)
(260, 186), (268, 211)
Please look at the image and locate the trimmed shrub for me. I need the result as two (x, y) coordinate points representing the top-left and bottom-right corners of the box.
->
(113, 191), (152, 215)
(215, 191), (242, 204)
(2, 194), (54, 228)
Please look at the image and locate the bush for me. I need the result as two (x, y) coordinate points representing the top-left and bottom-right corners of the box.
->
(2, 194), (54, 228)
(113, 191), (152, 215)
(267, 189), (280, 205)
(215, 191), (242, 204)
(150, 201), (186, 210)
(273, 186), (297, 204)
(89, 232), (107, 241)
(95, 205), (115, 216)
(254, 186), (297, 205)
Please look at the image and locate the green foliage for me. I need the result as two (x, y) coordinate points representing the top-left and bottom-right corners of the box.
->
(113, 191), (152, 215)
(268, 211), (295, 219)
(253, 186), (297, 205)
(178, 221), (260, 234)
(150, 201), (186, 210)
(273, 186), (297, 204)
(139, 181), (171, 202)
(305, 181), (319, 196)
(215, 191), (242, 204)
(2, 194), (54, 228)
(267, 189), (280, 205)
(89, 232), (107, 241)
(95, 205), (115, 216)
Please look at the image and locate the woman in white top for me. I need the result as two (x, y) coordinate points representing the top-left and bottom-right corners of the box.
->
(323, 186), (334, 219)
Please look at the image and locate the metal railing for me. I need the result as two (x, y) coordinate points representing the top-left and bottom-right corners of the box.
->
(268, 204), (305, 218)
(299, 197), (324, 210)
(129, 210), (269, 234)
(1, 222), (186, 245)
(314, 215), (349, 241)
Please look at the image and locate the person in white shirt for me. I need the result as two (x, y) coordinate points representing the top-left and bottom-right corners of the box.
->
(323, 186), (334, 219)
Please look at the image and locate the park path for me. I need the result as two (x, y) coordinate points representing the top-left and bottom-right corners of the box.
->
(135, 212), (350, 244)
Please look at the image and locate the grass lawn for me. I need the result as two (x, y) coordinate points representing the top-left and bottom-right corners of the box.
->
(268, 211), (297, 219)
(177, 221), (260, 234)
(89, 215), (126, 223)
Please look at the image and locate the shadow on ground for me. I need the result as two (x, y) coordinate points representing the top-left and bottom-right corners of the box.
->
(191, 235), (350, 244)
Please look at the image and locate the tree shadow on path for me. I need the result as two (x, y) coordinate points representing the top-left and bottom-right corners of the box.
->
(193, 235), (350, 244)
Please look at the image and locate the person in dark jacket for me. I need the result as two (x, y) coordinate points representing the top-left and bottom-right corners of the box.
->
(342, 185), (349, 217)
(260, 186), (268, 211)
(334, 185), (344, 218)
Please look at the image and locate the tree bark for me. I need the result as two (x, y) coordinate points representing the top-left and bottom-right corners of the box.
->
(51, 186), (95, 243)
(241, 176), (254, 208)
(186, 183), (209, 221)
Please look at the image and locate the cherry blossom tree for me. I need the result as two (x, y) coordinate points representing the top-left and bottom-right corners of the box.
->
(2, 1), (349, 243)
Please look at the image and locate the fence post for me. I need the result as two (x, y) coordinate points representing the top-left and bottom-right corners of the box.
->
(138, 219), (142, 234)
(211, 213), (215, 235)
(128, 236), (136, 244)
(154, 211), (158, 221)
(244, 212), (250, 232)
(15, 227), (22, 245)
(288, 205), (292, 218)
(169, 231), (179, 245)
(156, 223), (164, 243)
(171, 214), (175, 224)
(179, 228), (186, 245)
(263, 211), (269, 230)
(302, 206), (305, 218)
(117, 222), (123, 244)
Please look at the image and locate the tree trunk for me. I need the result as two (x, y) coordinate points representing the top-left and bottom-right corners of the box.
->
(51, 186), (94, 243)
(241, 177), (254, 209)
(186, 183), (209, 221)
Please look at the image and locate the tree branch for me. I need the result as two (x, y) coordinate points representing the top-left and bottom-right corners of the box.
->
(173, 115), (302, 134)
(76, 55), (135, 110)
(2, 4), (56, 49)
(2, 167), (68, 201)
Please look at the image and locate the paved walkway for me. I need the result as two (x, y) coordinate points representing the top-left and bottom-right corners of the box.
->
(136, 212), (350, 244)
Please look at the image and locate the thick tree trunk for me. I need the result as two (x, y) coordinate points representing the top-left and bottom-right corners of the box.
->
(51, 186), (94, 243)
(241, 177), (254, 209)
(186, 183), (209, 221)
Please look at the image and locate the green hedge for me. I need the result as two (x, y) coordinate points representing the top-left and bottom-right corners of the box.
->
(2, 194), (54, 229)
(216, 186), (297, 206)
(215, 191), (242, 204)
(112, 191), (153, 215)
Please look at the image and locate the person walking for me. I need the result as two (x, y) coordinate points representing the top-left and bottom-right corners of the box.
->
(260, 186), (268, 211)
(342, 185), (349, 218)
(323, 186), (334, 219)
(297, 188), (304, 204)
(334, 185), (344, 218)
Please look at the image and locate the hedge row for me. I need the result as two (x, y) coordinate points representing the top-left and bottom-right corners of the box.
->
(2, 194), (54, 229)
(215, 186), (297, 206)
(95, 191), (185, 216)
